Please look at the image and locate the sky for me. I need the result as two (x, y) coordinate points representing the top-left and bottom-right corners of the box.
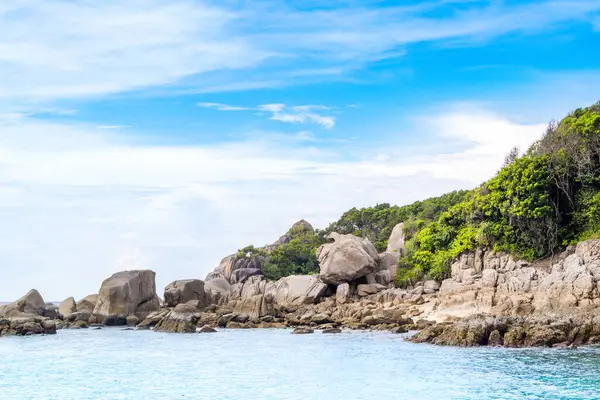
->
(1, 0), (600, 301)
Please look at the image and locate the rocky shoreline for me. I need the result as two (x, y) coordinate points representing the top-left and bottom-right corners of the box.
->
(2, 221), (600, 349)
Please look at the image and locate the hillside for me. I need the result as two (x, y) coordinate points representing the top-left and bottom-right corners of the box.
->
(235, 101), (600, 288)
(395, 101), (600, 286)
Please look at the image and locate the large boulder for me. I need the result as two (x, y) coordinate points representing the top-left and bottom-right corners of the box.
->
(215, 254), (237, 282)
(215, 254), (265, 284)
(231, 268), (263, 284)
(0, 289), (46, 318)
(164, 280), (206, 308)
(76, 294), (98, 314)
(269, 275), (328, 307)
(376, 252), (401, 287)
(93, 270), (160, 321)
(204, 275), (231, 305)
(153, 303), (201, 333)
(357, 283), (386, 297)
(59, 297), (77, 318)
(336, 283), (351, 304)
(317, 233), (379, 285)
(386, 223), (405, 253)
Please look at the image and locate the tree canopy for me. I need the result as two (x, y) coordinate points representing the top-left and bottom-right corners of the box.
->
(396, 102), (600, 286)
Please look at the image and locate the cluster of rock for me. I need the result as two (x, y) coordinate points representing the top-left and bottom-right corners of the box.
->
(133, 221), (415, 334)
(6, 217), (600, 349)
(138, 275), (428, 334)
(410, 313), (600, 348)
(0, 270), (161, 336)
(0, 290), (58, 336)
(404, 239), (600, 347)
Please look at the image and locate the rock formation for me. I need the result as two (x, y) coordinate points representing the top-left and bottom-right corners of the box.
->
(76, 294), (98, 314)
(386, 222), (405, 253)
(59, 297), (77, 318)
(0, 289), (47, 318)
(92, 270), (160, 324)
(164, 280), (206, 308)
(317, 233), (379, 285)
(204, 220), (318, 287)
(0, 290), (58, 337)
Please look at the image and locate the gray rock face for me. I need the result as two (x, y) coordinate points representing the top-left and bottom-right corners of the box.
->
(357, 283), (386, 297)
(204, 276), (230, 304)
(386, 223), (406, 253)
(215, 254), (265, 284)
(433, 240), (600, 320)
(317, 233), (379, 285)
(59, 297), (77, 318)
(231, 268), (263, 285)
(0, 289), (46, 318)
(43, 303), (59, 319)
(0, 317), (57, 336)
(164, 280), (206, 308)
(336, 283), (350, 304)
(76, 294), (98, 314)
(153, 302), (201, 333)
(93, 270), (160, 321)
(270, 275), (328, 307)
(423, 280), (440, 294)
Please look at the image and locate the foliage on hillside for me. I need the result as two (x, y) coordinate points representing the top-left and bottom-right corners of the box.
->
(395, 102), (600, 287)
(238, 224), (326, 281)
(323, 191), (470, 252)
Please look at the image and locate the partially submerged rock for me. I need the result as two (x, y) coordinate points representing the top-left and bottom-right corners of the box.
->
(76, 294), (98, 314)
(292, 327), (314, 334)
(153, 303), (201, 333)
(59, 297), (77, 318)
(0, 289), (47, 318)
(408, 313), (600, 348)
(0, 317), (57, 336)
(93, 270), (160, 324)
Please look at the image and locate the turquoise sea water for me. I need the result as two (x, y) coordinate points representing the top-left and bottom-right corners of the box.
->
(1, 329), (599, 400)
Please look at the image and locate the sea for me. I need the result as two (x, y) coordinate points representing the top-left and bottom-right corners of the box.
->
(0, 328), (599, 400)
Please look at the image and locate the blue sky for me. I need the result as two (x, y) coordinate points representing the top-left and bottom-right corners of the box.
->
(1, 0), (600, 300)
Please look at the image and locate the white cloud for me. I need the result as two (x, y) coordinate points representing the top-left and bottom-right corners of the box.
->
(199, 102), (337, 129)
(1, 0), (599, 103)
(0, 0), (267, 102)
(257, 104), (286, 113)
(269, 110), (336, 129)
(197, 102), (249, 111)
(0, 109), (546, 300)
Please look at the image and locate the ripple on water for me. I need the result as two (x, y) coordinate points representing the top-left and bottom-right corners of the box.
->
(1, 329), (599, 400)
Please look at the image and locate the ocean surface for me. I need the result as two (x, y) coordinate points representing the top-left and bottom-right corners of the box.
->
(1, 328), (599, 400)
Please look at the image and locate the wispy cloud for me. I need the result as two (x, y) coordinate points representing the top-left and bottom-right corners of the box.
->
(199, 102), (337, 128)
(0, 0), (267, 102)
(197, 102), (250, 111)
(267, 105), (336, 129)
(1, 0), (599, 104)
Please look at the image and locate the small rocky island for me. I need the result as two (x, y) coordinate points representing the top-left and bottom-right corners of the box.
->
(2, 219), (600, 348)
(4, 103), (600, 348)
